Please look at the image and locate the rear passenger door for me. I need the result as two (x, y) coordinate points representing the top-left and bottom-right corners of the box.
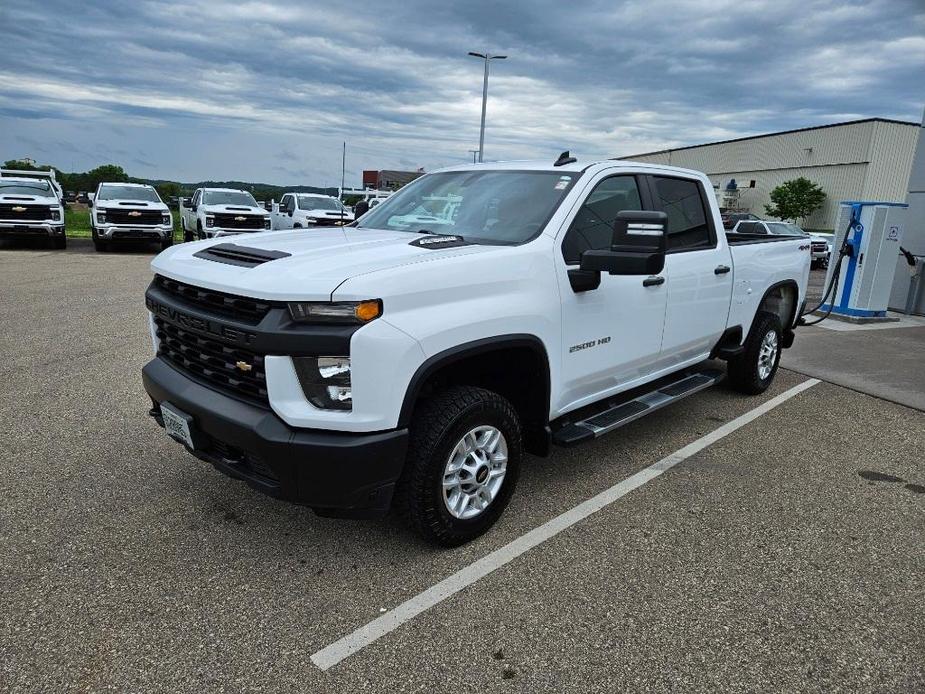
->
(648, 175), (733, 369)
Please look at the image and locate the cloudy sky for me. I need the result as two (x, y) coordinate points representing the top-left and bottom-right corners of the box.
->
(1, 0), (922, 187)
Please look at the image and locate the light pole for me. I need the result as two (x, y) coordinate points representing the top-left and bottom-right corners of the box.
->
(467, 52), (506, 163)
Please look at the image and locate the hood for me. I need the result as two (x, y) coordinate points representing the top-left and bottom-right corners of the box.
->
(0, 193), (59, 204)
(99, 199), (168, 211)
(151, 228), (495, 301)
(200, 204), (268, 215)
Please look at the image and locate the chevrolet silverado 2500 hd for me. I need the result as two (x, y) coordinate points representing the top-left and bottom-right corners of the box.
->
(180, 188), (271, 241)
(143, 157), (811, 545)
(271, 193), (354, 230)
(89, 182), (173, 252)
(0, 169), (66, 248)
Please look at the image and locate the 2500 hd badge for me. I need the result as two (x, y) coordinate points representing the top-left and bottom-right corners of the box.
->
(569, 336), (611, 353)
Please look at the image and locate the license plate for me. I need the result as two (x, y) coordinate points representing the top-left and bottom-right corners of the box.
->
(161, 402), (195, 449)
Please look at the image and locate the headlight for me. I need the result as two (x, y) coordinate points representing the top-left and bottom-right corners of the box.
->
(96, 212), (106, 224)
(205, 216), (214, 228)
(264, 218), (271, 229)
(293, 356), (352, 410)
(306, 218), (317, 224)
(50, 209), (61, 221)
(287, 299), (382, 324)
(162, 214), (171, 225)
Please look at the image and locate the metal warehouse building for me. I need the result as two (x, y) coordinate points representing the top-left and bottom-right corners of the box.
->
(623, 118), (920, 231)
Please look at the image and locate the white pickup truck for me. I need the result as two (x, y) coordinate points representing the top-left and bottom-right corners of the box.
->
(0, 169), (66, 249)
(89, 182), (173, 252)
(142, 157), (810, 545)
(179, 187), (271, 241)
(271, 193), (354, 230)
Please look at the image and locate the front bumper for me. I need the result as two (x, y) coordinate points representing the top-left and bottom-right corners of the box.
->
(206, 226), (270, 237)
(142, 357), (408, 517)
(97, 224), (172, 241)
(0, 222), (65, 238)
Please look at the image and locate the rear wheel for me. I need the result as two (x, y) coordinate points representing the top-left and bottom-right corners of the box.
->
(727, 310), (782, 394)
(396, 386), (522, 546)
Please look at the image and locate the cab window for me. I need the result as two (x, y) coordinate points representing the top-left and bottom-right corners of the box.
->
(561, 176), (643, 264)
(650, 176), (714, 251)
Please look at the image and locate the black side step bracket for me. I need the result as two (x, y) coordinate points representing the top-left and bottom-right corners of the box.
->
(551, 368), (724, 447)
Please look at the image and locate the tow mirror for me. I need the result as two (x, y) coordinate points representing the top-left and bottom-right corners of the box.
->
(579, 210), (668, 276)
(87, 198), (93, 208)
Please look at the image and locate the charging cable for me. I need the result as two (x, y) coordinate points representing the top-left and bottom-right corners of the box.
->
(798, 215), (857, 326)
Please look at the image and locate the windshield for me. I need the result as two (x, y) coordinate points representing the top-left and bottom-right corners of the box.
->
(766, 222), (806, 236)
(98, 184), (161, 202)
(203, 191), (258, 206)
(355, 170), (580, 244)
(0, 180), (53, 196)
(298, 196), (345, 212)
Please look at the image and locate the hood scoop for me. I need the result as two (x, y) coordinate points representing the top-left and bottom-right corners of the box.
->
(194, 243), (291, 268)
(225, 206), (252, 211)
(118, 201), (149, 206)
(2, 196), (38, 201)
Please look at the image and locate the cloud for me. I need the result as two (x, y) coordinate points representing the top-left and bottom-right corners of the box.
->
(0, 0), (922, 185)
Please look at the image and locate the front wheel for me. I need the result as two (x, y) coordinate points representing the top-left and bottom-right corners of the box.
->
(51, 235), (66, 250)
(727, 310), (782, 394)
(396, 386), (522, 546)
(161, 235), (173, 250)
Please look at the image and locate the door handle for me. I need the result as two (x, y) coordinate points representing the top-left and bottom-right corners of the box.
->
(642, 276), (665, 287)
(714, 265), (731, 275)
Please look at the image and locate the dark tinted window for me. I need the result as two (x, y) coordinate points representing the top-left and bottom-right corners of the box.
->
(561, 176), (642, 263)
(651, 176), (712, 250)
(736, 221), (763, 234)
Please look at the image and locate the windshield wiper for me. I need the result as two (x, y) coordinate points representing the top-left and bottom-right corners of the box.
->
(415, 228), (438, 234)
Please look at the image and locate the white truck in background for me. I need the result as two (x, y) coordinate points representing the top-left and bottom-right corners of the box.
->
(143, 156), (811, 546)
(271, 193), (354, 230)
(180, 188), (271, 241)
(89, 182), (173, 252)
(0, 169), (66, 249)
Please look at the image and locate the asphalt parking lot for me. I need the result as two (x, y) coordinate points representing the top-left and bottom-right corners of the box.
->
(2, 239), (923, 693)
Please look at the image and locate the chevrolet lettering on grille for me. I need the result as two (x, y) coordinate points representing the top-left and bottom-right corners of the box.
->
(145, 297), (257, 345)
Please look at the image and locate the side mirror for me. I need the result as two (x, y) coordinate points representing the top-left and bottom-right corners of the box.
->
(579, 210), (668, 276)
(87, 198), (93, 208)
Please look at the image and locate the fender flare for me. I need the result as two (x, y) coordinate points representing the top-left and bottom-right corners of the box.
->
(397, 334), (551, 428)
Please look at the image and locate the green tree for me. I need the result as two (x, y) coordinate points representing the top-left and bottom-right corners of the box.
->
(3, 159), (46, 171)
(155, 181), (181, 201)
(764, 177), (826, 223)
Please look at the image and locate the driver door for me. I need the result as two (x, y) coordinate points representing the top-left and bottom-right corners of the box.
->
(555, 172), (668, 413)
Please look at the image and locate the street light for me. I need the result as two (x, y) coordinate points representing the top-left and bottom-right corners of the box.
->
(467, 51), (507, 163)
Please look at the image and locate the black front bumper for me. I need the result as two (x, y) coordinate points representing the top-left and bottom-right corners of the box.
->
(0, 223), (64, 238)
(142, 357), (408, 518)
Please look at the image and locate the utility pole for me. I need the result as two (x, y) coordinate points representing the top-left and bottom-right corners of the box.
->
(467, 52), (507, 163)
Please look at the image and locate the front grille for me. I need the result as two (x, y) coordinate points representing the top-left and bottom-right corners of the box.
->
(106, 208), (164, 225)
(153, 275), (277, 324)
(811, 242), (827, 252)
(0, 204), (50, 220)
(312, 218), (348, 227)
(213, 213), (265, 229)
(154, 316), (269, 405)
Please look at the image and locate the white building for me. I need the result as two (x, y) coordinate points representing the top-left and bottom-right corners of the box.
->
(623, 118), (920, 231)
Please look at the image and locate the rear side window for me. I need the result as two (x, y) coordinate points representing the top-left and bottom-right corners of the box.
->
(561, 176), (642, 264)
(736, 221), (763, 234)
(650, 176), (713, 251)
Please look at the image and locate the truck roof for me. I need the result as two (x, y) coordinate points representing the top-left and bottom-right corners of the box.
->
(100, 181), (153, 188)
(430, 158), (709, 179)
(200, 187), (249, 193)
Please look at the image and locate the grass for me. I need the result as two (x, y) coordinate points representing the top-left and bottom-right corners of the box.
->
(64, 207), (183, 241)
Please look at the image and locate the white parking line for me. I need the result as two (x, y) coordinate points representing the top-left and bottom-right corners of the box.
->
(311, 378), (821, 671)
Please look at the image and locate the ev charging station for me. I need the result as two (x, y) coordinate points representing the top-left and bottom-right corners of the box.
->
(821, 201), (908, 320)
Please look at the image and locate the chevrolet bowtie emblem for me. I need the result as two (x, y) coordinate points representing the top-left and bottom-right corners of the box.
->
(235, 361), (253, 372)
(128, 210), (142, 217)
(234, 216), (246, 221)
(11, 206), (26, 212)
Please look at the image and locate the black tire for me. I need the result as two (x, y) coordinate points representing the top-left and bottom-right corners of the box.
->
(161, 235), (173, 251)
(727, 310), (783, 395)
(93, 239), (108, 252)
(196, 222), (205, 241)
(51, 235), (66, 250)
(182, 221), (194, 243)
(395, 386), (522, 546)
